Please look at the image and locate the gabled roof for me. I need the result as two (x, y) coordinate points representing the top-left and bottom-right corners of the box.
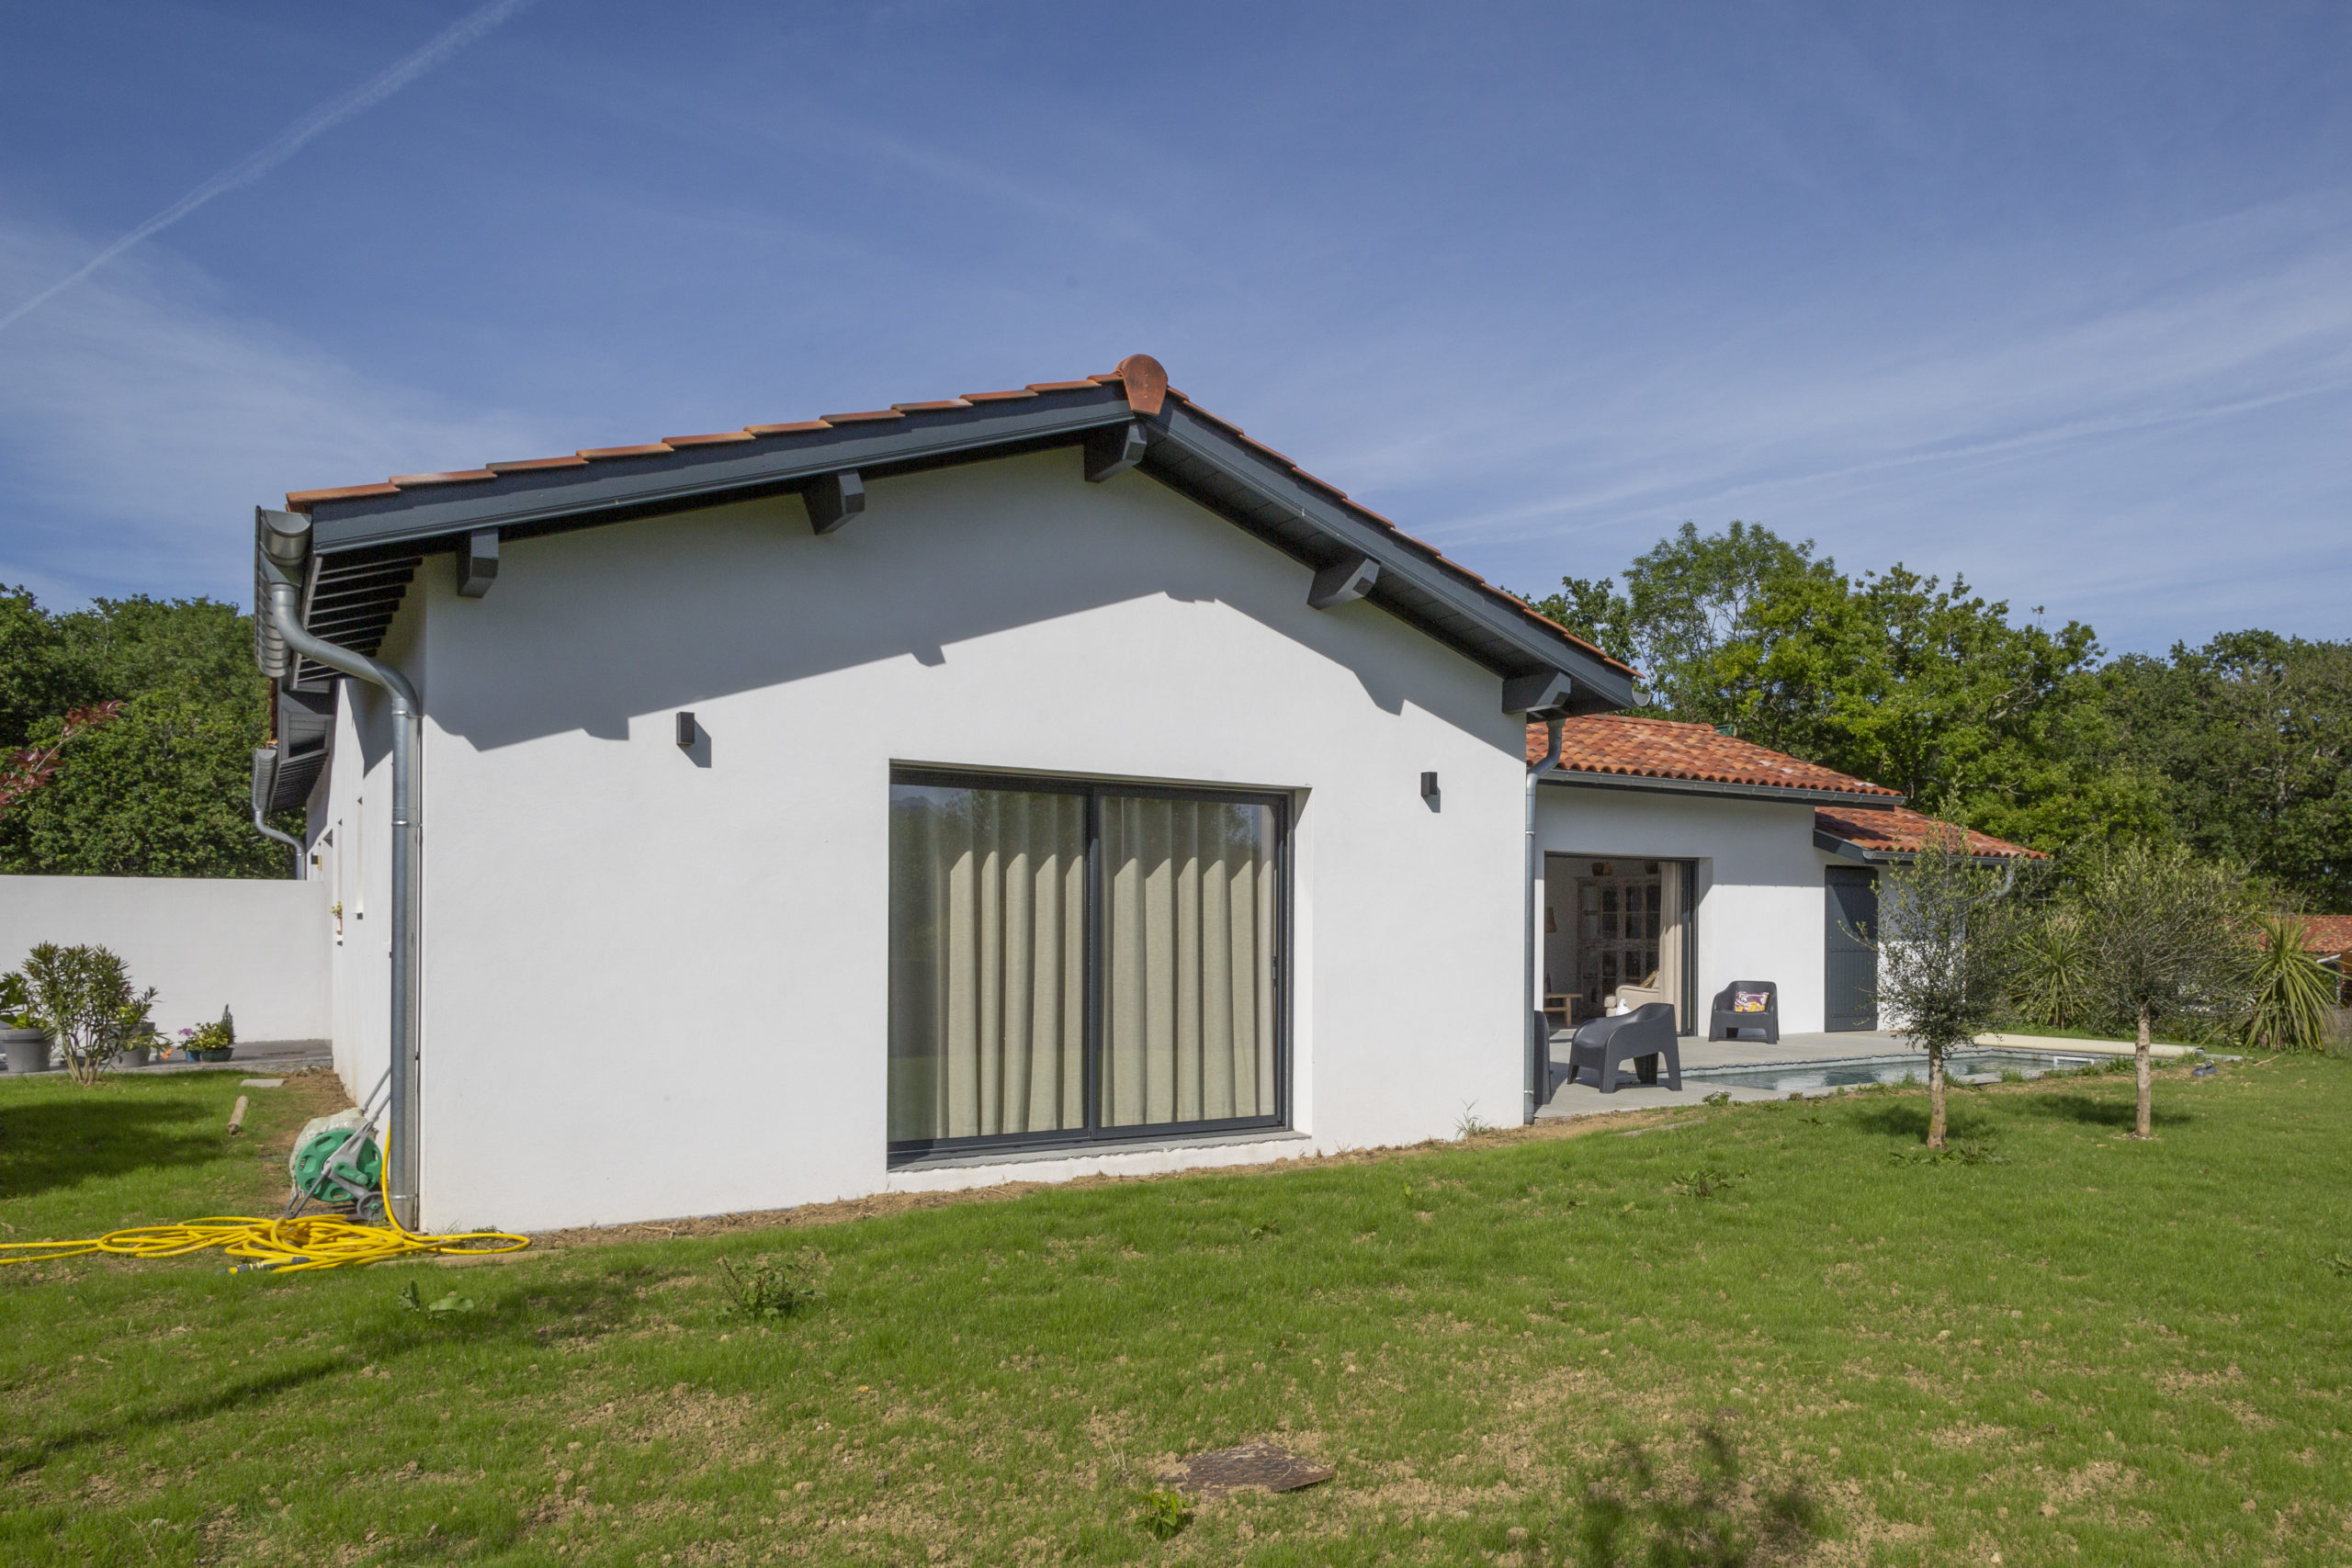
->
(258, 355), (1634, 716)
(1814, 803), (2042, 863)
(1530, 714), (1904, 807)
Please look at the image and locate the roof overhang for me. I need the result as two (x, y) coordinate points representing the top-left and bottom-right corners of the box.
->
(1814, 829), (2027, 867)
(266, 372), (1634, 714)
(1543, 769), (1905, 809)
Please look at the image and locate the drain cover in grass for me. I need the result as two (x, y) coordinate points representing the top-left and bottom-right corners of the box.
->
(1165, 1443), (1333, 1495)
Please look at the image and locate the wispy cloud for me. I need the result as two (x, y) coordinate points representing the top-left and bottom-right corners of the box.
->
(0, 0), (537, 339)
(0, 217), (557, 604)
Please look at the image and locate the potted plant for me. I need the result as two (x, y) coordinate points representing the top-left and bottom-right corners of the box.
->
(0, 971), (50, 1075)
(181, 1008), (236, 1064)
(18, 943), (157, 1088)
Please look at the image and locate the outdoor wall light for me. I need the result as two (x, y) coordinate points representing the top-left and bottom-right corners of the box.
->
(676, 712), (697, 749)
(1420, 771), (1440, 802)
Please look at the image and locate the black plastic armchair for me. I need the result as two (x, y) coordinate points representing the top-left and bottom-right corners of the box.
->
(1709, 980), (1780, 1043)
(1549, 1002), (1681, 1096)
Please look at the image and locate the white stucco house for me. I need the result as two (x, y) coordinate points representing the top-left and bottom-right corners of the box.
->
(1528, 715), (2038, 1039)
(247, 354), (2035, 1235)
(247, 355), (1639, 1233)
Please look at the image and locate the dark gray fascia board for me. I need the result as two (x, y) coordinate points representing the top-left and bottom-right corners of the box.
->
(1544, 769), (1906, 809)
(301, 389), (1136, 551)
(1143, 404), (1634, 707)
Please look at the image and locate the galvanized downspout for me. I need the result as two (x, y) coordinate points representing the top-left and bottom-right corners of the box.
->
(254, 509), (422, 1229)
(1524, 713), (1565, 1123)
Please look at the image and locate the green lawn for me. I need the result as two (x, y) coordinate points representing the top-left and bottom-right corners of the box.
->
(3, 1057), (2348, 1566)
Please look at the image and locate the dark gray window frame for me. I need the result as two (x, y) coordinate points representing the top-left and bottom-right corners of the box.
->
(887, 765), (1292, 1167)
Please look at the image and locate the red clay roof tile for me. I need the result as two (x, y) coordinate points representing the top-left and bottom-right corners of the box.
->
(742, 420), (833, 435)
(285, 481), (402, 509)
(959, 389), (1040, 402)
(487, 456), (592, 473)
(2294, 914), (2352, 954)
(662, 431), (757, 447)
(1815, 804), (2042, 860)
(385, 468), (498, 488)
(1023, 379), (1102, 392)
(1532, 714), (1900, 798)
(819, 409), (905, 423)
(891, 400), (971, 412)
(577, 444), (674, 459)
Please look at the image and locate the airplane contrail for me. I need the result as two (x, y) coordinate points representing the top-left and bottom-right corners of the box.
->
(0, 0), (538, 338)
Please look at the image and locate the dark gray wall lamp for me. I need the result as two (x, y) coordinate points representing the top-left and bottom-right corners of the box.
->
(676, 712), (697, 748)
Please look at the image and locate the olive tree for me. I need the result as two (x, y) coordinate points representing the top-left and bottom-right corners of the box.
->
(1867, 829), (2023, 1149)
(2070, 842), (2251, 1138)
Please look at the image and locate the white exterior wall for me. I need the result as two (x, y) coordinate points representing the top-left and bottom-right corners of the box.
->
(0, 874), (328, 1040)
(1534, 784), (1833, 1033)
(357, 450), (1531, 1232)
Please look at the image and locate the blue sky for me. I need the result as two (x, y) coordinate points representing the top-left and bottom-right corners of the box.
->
(1, 1), (2345, 655)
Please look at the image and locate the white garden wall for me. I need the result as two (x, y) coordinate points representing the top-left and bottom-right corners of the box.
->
(0, 874), (329, 1041)
(319, 448), (1538, 1233)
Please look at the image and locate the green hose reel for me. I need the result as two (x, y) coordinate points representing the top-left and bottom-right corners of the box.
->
(291, 1123), (383, 1205)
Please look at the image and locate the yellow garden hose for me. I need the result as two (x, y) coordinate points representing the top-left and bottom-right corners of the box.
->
(0, 1146), (528, 1273)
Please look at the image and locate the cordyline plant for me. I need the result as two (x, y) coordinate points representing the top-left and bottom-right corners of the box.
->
(2243, 912), (2338, 1054)
(2070, 841), (2251, 1138)
(0, 702), (123, 817)
(18, 943), (156, 1088)
(1865, 827), (2024, 1149)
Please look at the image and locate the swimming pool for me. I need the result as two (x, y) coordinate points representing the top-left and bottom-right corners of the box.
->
(1683, 1048), (2110, 1095)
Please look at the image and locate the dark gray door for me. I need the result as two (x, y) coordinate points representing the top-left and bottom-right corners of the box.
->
(1825, 867), (1879, 1032)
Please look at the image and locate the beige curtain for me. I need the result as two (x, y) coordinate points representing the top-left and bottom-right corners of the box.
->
(1658, 864), (1687, 1032)
(888, 786), (1087, 1142)
(1101, 797), (1277, 1128)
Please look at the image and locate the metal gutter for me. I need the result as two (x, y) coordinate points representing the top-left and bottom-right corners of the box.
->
(1540, 769), (1905, 809)
(1524, 714), (1566, 1124)
(254, 506), (422, 1229)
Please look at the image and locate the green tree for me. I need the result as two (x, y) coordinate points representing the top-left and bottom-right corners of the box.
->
(0, 589), (288, 878)
(1865, 827), (2024, 1148)
(2069, 841), (2252, 1138)
(2102, 632), (2352, 911)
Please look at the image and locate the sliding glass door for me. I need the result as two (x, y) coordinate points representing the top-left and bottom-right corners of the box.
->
(888, 772), (1286, 1161)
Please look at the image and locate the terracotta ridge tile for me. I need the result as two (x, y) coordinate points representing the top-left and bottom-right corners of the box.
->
(891, 400), (972, 412)
(743, 420), (833, 435)
(488, 456), (592, 473)
(820, 409), (905, 423)
(285, 481), (401, 510)
(960, 389), (1040, 402)
(578, 444), (675, 459)
(1023, 379), (1102, 392)
(662, 431), (757, 446)
(386, 468), (498, 488)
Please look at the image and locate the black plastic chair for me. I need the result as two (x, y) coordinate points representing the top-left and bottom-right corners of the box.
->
(1710, 980), (1780, 1043)
(1549, 1002), (1681, 1095)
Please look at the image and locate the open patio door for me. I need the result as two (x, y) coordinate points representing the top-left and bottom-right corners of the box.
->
(1544, 858), (1692, 1033)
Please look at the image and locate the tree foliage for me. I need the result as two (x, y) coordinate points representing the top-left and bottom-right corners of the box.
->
(1520, 524), (2346, 909)
(2065, 841), (2252, 1137)
(0, 588), (290, 878)
(1864, 827), (2023, 1148)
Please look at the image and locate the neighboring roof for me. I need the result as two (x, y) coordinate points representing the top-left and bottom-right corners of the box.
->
(2292, 914), (2352, 956)
(1530, 714), (1905, 806)
(1814, 804), (2043, 863)
(258, 355), (1634, 716)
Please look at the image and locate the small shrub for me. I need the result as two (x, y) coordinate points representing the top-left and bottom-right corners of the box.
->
(18, 943), (155, 1087)
(1135, 1487), (1193, 1540)
(2243, 914), (2337, 1054)
(717, 1247), (829, 1321)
